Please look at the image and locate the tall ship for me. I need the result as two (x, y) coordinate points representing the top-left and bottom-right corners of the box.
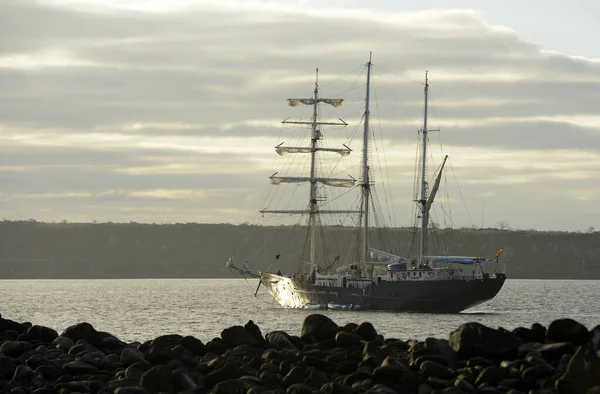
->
(228, 54), (507, 313)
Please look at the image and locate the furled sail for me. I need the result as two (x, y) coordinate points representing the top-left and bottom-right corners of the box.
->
(428, 256), (491, 264)
(322, 99), (344, 107)
(276, 145), (352, 156)
(368, 248), (406, 264)
(275, 146), (311, 155)
(288, 98), (344, 107)
(319, 178), (355, 187)
(260, 209), (361, 215)
(320, 146), (351, 156)
(269, 175), (356, 188)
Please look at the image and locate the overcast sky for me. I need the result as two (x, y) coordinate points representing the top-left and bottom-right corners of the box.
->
(1, 0), (599, 231)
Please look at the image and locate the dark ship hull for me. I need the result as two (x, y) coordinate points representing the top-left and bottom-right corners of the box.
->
(260, 273), (506, 313)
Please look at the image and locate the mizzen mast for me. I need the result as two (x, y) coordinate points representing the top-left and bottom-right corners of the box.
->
(417, 72), (446, 266)
(418, 72), (430, 266)
(360, 53), (373, 269)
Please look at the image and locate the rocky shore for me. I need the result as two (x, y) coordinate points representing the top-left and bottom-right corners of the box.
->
(1, 313), (599, 394)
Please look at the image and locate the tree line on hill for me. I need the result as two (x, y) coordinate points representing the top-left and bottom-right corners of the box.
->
(0, 220), (598, 279)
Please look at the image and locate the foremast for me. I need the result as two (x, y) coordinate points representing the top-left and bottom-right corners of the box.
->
(261, 69), (357, 273)
(417, 72), (447, 265)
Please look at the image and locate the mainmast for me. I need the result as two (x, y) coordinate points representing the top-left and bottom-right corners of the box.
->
(418, 72), (430, 266)
(361, 53), (373, 268)
(417, 72), (446, 266)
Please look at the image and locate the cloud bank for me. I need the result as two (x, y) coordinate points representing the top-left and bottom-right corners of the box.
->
(1, 0), (599, 230)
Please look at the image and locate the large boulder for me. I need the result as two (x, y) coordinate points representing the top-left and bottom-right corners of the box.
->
(144, 345), (175, 366)
(0, 355), (17, 377)
(120, 347), (146, 367)
(537, 342), (576, 361)
(354, 322), (380, 341)
(419, 360), (454, 380)
(547, 318), (590, 346)
(34, 365), (63, 382)
(266, 331), (297, 350)
(138, 334), (182, 354)
(0, 341), (32, 358)
(474, 366), (507, 386)
(335, 331), (364, 348)
(244, 320), (265, 343)
(283, 365), (308, 387)
(448, 322), (523, 360)
(221, 326), (265, 347)
(79, 350), (108, 368)
(149, 334), (183, 349)
(424, 338), (459, 369)
(205, 339), (228, 355)
(61, 322), (104, 347)
(204, 362), (242, 388)
(301, 314), (339, 342)
(179, 336), (207, 356)
(27, 325), (59, 343)
(0, 315), (25, 334)
(171, 368), (198, 391)
(140, 365), (174, 394)
(52, 336), (75, 351)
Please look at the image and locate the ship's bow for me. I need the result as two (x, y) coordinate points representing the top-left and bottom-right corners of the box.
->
(260, 273), (307, 308)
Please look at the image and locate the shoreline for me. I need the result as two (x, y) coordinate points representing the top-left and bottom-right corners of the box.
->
(1, 314), (599, 394)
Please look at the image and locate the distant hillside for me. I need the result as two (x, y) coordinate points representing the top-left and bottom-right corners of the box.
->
(0, 221), (598, 279)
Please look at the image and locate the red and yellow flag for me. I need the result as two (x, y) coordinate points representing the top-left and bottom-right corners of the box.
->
(494, 248), (503, 258)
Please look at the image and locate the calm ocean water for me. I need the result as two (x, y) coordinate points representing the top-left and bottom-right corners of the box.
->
(0, 279), (598, 343)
